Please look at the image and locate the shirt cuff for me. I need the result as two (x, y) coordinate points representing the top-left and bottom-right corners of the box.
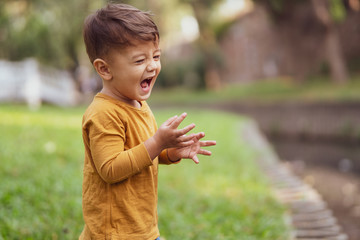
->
(159, 149), (181, 165)
(131, 143), (153, 169)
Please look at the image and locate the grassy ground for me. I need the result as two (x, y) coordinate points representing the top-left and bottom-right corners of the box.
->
(156, 108), (288, 240)
(0, 105), (288, 240)
(0, 106), (84, 239)
(149, 76), (360, 104)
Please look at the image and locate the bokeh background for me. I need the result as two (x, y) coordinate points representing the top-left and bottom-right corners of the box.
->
(1, 0), (360, 239)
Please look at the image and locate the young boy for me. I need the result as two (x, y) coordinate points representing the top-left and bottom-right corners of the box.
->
(80, 3), (216, 240)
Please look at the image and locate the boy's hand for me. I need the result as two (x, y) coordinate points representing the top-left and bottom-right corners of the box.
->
(168, 132), (216, 164)
(154, 112), (197, 149)
(145, 113), (198, 160)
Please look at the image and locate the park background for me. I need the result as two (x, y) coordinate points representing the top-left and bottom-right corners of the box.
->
(1, 0), (360, 239)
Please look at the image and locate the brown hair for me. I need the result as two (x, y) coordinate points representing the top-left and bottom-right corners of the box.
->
(83, 3), (159, 63)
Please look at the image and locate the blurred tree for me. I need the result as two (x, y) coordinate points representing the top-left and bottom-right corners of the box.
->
(253, 0), (350, 84)
(0, 0), (100, 90)
(180, 0), (223, 90)
(311, 0), (348, 84)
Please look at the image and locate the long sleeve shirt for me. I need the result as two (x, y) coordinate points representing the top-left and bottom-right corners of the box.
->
(79, 93), (174, 240)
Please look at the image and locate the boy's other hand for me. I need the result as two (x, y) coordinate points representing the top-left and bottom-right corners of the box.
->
(168, 132), (216, 164)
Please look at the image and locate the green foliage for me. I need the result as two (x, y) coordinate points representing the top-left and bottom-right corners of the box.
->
(213, 17), (238, 40)
(157, 53), (206, 88)
(0, 105), (289, 239)
(268, 0), (286, 12)
(5, 14), (57, 63)
(254, 0), (348, 23)
(329, 0), (347, 22)
(0, 0), (100, 69)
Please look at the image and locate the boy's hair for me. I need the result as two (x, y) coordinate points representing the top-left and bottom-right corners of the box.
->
(83, 3), (159, 63)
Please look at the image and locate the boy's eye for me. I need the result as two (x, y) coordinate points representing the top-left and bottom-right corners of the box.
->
(154, 55), (160, 60)
(135, 59), (145, 64)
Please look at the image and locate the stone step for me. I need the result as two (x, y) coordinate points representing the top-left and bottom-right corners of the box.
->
(262, 163), (348, 240)
(292, 209), (333, 222)
(241, 122), (348, 240)
(289, 200), (327, 213)
(295, 225), (341, 238)
(295, 233), (348, 240)
(293, 216), (337, 229)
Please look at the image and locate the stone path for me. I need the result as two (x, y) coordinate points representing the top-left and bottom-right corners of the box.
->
(242, 120), (348, 240)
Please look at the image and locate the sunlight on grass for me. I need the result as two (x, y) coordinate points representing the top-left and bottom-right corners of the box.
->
(0, 105), (288, 240)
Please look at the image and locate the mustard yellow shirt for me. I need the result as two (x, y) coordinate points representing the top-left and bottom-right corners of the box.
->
(79, 93), (174, 240)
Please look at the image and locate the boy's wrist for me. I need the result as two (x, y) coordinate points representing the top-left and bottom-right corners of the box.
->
(167, 149), (181, 163)
(144, 136), (163, 160)
(152, 131), (166, 150)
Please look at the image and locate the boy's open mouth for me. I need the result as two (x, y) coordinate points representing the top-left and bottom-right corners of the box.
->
(140, 77), (153, 89)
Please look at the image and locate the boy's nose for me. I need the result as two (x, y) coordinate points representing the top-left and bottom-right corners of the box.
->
(146, 60), (158, 72)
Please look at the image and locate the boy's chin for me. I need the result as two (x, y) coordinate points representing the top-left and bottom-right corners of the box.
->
(137, 93), (152, 102)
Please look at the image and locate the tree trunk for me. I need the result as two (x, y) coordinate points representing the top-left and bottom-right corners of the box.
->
(311, 0), (348, 84)
(204, 58), (222, 90)
(190, 2), (222, 90)
(326, 25), (348, 84)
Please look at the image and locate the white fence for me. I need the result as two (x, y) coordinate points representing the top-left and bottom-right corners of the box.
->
(0, 58), (79, 108)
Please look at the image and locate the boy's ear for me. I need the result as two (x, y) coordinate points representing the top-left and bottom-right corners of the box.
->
(93, 58), (112, 81)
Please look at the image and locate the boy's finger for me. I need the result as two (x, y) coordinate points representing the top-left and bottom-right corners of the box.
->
(200, 140), (217, 147)
(193, 132), (205, 140)
(176, 123), (195, 136)
(198, 149), (212, 156)
(192, 155), (200, 164)
(179, 140), (194, 147)
(178, 133), (193, 142)
(170, 112), (187, 128)
(163, 115), (178, 126)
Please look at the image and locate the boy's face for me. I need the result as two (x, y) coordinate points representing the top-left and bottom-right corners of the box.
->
(105, 40), (161, 104)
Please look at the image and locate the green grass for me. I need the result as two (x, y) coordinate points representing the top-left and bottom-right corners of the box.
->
(149, 75), (360, 104)
(0, 106), (84, 240)
(0, 105), (289, 240)
(156, 109), (288, 240)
